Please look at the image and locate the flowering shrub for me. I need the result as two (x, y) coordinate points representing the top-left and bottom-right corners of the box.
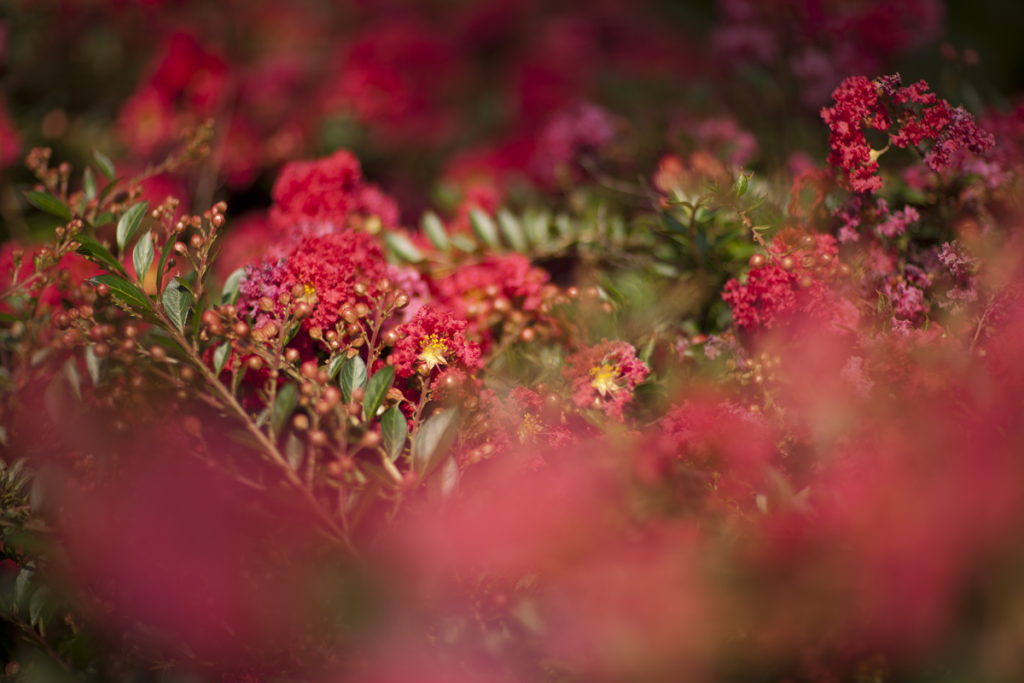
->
(2, 2), (1024, 682)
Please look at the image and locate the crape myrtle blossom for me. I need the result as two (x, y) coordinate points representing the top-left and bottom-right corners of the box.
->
(563, 340), (649, 420)
(389, 306), (481, 380)
(822, 73), (994, 194)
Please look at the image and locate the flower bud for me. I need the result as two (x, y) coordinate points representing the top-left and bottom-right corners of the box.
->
(285, 348), (300, 363)
(293, 414), (309, 431)
(149, 345), (167, 362)
(749, 254), (766, 268)
(294, 302), (312, 320)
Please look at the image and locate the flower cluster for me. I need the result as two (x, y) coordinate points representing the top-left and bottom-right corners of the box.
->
(562, 340), (649, 419)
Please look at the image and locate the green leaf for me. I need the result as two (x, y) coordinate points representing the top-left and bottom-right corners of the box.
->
(734, 171), (749, 199)
(162, 278), (193, 332)
(155, 235), (177, 294)
(381, 406), (408, 461)
(363, 366), (395, 421)
(83, 167), (97, 201)
(285, 432), (304, 471)
(339, 355), (367, 404)
(450, 233), (477, 253)
(14, 568), (33, 609)
(76, 233), (127, 277)
(91, 211), (115, 228)
(421, 210), (449, 252)
(411, 408), (461, 478)
(555, 213), (575, 239)
(272, 383), (299, 438)
(98, 177), (123, 205)
(328, 354), (345, 380)
(25, 191), (71, 222)
(84, 345), (107, 386)
(428, 455), (459, 502)
(93, 148), (116, 182)
(470, 209), (501, 250)
(523, 210), (551, 247)
(132, 231), (155, 285)
(29, 586), (50, 628)
(221, 267), (245, 305)
(661, 211), (687, 234)
(384, 231), (424, 263)
(90, 274), (151, 312)
(213, 342), (231, 376)
(116, 201), (149, 253)
(497, 209), (528, 252)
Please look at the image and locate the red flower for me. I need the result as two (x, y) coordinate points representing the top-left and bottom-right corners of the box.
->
(389, 306), (481, 379)
(563, 340), (648, 420)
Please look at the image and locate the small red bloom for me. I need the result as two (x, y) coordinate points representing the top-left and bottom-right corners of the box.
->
(389, 306), (481, 379)
(563, 340), (649, 420)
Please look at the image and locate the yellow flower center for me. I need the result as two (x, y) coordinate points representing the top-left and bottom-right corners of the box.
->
(419, 334), (450, 371)
(517, 413), (542, 445)
(589, 363), (621, 398)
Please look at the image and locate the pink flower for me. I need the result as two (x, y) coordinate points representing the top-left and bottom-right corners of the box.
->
(389, 306), (481, 380)
(563, 340), (648, 420)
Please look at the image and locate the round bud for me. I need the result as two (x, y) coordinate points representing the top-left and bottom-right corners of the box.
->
(291, 284), (306, 298)
(309, 326), (323, 340)
(818, 252), (833, 265)
(749, 254), (766, 268)
(149, 345), (168, 362)
(838, 263), (852, 278)
(189, 234), (203, 248)
(89, 326), (105, 342)
(93, 342), (110, 358)
(221, 304), (238, 318)
(308, 430), (328, 447)
(211, 214), (225, 228)
(292, 414), (309, 431)
(317, 370), (329, 385)
(340, 306), (358, 324)
(301, 361), (319, 379)
(351, 387), (366, 403)
(382, 330), (399, 346)
(201, 310), (220, 326)
(566, 286), (580, 299)
(353, 283), (368, 297)
(124, 324), (139, 339)
(121, 339), (137, 353)
(519, 327), (536, 343)
(95, 283), (111, 297)
(314, 400), (331, 416)
(378, 278), (391, 292)
(360, 431), (382, 449)
(801, 255), (816, 269)
(780, 256), (796, 271)
(173, 241), (188, 255)
(394, 293), (410, 309)
(247, 356), (264, 371)
(324, 386), (342, 406)
(259, 297), (274, 312)
(469, 449), (483, 464)
(233, 321), (250, 338)
(402, 471), (419, 490)
(208, 323), (225, 337)
(798, 235), (816, 250)
(179, 366), (197, 382)
(798, 274), (814, 289)
(354, 303), (369, 318)
(325, 329), (337, 342)
(79, 305), (94, 319)
(285, 348), (300, 363)
(294, 302), (312, 320)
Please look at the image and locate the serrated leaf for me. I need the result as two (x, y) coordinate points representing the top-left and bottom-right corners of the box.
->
(421, 210), (449, 252)
(327, 354), (345, 380)
(93, 148), (116, 182)
(339, 355), (367, 404)
(83, 167), (97, 201)
(734, 172), (749, 199)
(116, 201), (149, 253)
(221, 267), (245, 305)
(428, 455), (460, 502)
(381, 406), (408, 461)
(470, 209), (501, 250)
(497, 209), (528, 252)
(77, 233), (128, 277)
(285, 432), (304, 471)
(213, 342), (231, 376)
(272, 383), (299, 438)
(29, 586), (50, 628)
(162, 278), (192, 332)
(90, 274), (151, 312)
(384, 231), (424, 263)
(84, 345), (107, 386)
(132, 231), (155, 285)
(25, 191), (71, 222)
(363, 366), (395, 421)
(411, 408), (460, 478)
